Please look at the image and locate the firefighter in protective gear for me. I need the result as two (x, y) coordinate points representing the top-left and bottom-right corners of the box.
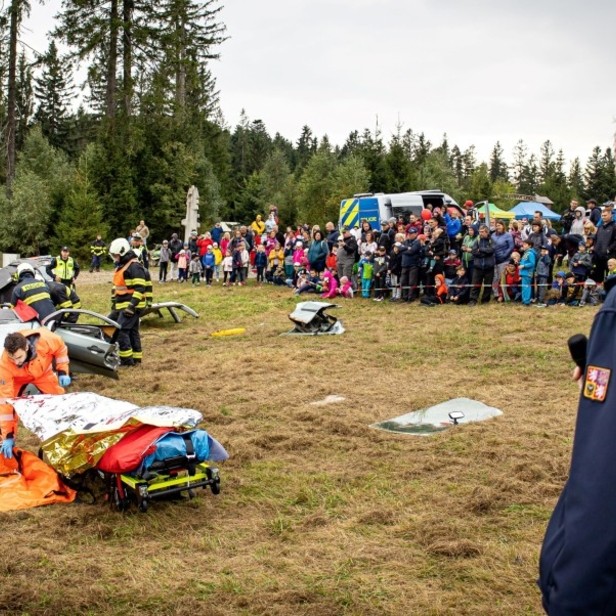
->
(10, 263), (56, 321)
(89, 234), (106, 272)
(0, 330), (71, 459)
(46, 246), (80, 287)
(109, 238), (147, 366)
(48, 280), (82, 323)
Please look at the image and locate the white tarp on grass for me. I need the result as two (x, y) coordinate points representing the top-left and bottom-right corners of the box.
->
(371, 397), (502, 436)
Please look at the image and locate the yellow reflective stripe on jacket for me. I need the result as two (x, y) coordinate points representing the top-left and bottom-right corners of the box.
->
(25, 292), (52, 305)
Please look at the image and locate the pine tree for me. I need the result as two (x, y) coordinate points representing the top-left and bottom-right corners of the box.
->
(358, 127), (387, 192)
(34, 41), (75, 150)
(5, 0), (32, 191)
(55, 144), (109, 261)
(568, 157), (584, 199)
(295, 125), (317, 171)
(489, 141), (508, 182)
(511, 140), (528, 191)
(385, 132), (413, 193)
(148, 0), (226, 113)
(15, 50), (33, 151)
(539, 140), (555, 185)
(584, 146), (603, 200)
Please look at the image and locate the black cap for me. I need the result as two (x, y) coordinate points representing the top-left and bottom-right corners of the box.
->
(61, 246), (69, 251)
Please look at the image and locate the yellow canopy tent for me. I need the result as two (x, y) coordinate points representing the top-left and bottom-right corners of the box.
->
(476, 203), (515, 220)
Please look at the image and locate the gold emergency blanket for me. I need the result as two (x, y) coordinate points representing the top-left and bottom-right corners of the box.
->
(10, 393), (203, 476)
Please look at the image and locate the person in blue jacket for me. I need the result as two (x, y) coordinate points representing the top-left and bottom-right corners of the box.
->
(518, 239), (537, 306)
(539, 274), (616, 614)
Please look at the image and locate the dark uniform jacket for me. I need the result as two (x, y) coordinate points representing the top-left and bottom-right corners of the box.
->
(11, 274), (56, 320)
(539, 284), (616, 614)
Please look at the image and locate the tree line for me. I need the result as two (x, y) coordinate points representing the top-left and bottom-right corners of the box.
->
(0, 0), (614, 262)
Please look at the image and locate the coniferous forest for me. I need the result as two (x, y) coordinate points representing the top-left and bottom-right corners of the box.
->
(1, 0), (615, 261)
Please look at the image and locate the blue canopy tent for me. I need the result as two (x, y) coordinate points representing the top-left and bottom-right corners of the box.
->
(510, 201), (561, 221)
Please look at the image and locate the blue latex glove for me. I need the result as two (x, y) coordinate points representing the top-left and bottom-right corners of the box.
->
(0, 437), (14, 459)
(58, 374), (71, 387)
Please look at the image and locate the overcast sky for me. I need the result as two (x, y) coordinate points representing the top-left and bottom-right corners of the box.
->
(24, 0), (616, 164)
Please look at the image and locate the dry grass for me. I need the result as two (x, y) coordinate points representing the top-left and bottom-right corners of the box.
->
(0, 273), (595, 615)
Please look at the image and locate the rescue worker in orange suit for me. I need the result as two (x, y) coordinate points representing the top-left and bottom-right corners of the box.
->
(108, 238), (147, 367)
(10, 263), (56, 321)
(0, 330), (71, 459)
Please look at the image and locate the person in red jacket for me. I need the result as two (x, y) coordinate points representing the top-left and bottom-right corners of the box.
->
(0, 329), (71, 459)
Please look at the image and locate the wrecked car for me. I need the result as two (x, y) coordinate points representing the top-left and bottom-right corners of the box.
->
(285, 301), (345, 335)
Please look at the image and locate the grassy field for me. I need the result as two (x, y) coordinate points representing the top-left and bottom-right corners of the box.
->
(0, 274), (595, 615)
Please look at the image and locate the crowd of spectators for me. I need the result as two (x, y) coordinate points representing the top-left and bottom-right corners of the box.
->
(151, 198), (616, 308)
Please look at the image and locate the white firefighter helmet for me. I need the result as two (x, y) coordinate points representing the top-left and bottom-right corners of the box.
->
(109, 238), (131, 258)
(16, 262), (36, 279)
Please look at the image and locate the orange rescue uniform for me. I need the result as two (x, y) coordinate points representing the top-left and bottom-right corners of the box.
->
(0, 328), (69, 438)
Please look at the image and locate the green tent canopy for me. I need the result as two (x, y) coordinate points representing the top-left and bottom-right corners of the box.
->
(476, 203), (515, 220)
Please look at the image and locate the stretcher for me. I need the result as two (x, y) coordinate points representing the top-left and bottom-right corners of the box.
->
(107, 461), (220, 513)
(98, 427), (226, 512)
(11, 393), (228, 513)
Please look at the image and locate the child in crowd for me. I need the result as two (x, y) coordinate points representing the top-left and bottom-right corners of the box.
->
(231, 245), (244, 285)
(222, 250), (233, 286)
(448, 265), (470, 305)
(518, 239), (536, 306)
(212, 242), (223, 283)
(272, 265), (287, 286)
(202, 245), (215, 285)
(388, 242), (403, 302)
(189, 253), (202, 286)
(535, 244), (552, 307)
(177, 249), (188, 282)
(284, 243), (295, 279)
(443, 249), (461, 287)
(579, 279), (601, 307)
(608, 258), (616, 277)
(321, 270), (339, 299)
(326, 246), (338, 273)
(254, 244), (268, 284)
(547, 271), (569, 305)
(158, 239), (171, 283)
(358, 251), (374, 298)
(421, 273), (448, 306)
(294, 268), (317, 294)
(268, 242), (284, 274)
(240, 242), (250, 283)
(565, 272), (581, 305)
(338, 276), (354, 298)
(500, 260), (521, 302)
(292, 241), (306, 268)
(570, 242), (592, 284)
(372, 246), (389, 302)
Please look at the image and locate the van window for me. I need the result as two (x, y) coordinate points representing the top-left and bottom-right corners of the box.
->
(422, 196), (444, 209)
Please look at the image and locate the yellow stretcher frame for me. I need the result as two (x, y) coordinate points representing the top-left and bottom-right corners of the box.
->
(115, 462), (220, 512)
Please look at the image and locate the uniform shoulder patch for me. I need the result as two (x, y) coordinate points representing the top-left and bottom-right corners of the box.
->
(584, 365), (611, 402)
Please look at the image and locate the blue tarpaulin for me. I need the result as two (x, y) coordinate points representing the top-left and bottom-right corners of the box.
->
(510, 201), (561, 221)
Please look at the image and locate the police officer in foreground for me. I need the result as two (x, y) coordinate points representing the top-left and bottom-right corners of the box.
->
(108, 238), (146, 367)
(539, 275), (616, 614)
(46, 246), (80, 288)
(10, 263), (56, 321)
